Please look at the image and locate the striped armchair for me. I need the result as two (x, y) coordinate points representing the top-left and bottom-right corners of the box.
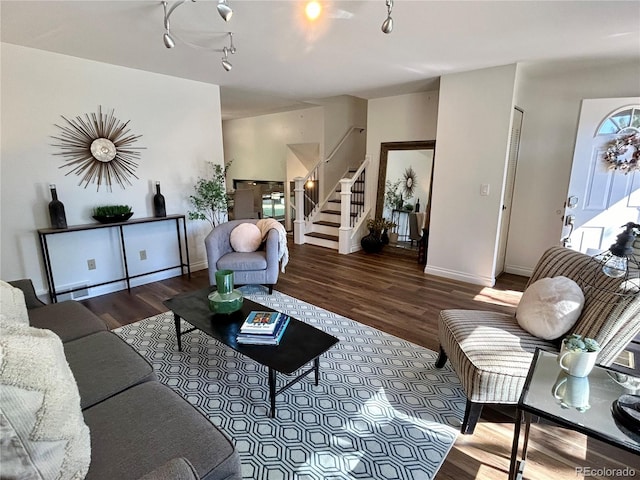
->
(436, 245), (640, 434)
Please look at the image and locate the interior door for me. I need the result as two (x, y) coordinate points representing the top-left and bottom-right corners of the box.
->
(564, 98), (640, 253)
(495, 107), (523, 276)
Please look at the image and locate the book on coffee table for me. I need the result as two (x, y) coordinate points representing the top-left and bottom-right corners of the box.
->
(240, 311), (283, 335)
(237, 315), (290, 345)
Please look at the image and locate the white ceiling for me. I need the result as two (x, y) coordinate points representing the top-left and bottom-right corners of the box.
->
(2, 1), (639, 120)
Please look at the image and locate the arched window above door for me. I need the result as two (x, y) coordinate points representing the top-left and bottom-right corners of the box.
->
(596, 106), (640, 135)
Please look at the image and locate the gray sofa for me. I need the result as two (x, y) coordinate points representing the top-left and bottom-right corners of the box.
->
(8, 279), (242, 480)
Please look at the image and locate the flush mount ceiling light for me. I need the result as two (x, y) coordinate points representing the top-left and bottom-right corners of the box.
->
(217, 0), (233, 22)
(381, 0), (393, 34)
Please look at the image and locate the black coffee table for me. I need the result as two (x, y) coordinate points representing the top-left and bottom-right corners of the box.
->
(163, 287), (339, 417)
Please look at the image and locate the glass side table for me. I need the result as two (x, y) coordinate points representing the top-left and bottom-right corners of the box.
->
(509, 348), (640, 480)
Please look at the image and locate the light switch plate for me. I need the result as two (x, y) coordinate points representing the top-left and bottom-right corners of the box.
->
(480, 184), (490, 196)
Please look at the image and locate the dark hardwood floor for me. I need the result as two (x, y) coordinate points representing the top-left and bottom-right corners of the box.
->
(81, 242), (639, 479)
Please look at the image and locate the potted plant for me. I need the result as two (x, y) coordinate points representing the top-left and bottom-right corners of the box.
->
(188, 162), (230, 228)
(384, 179), (403, 211)
(558, 334), (601, 377)
(381, 218), (397, 245)
(92, 205), (133, 224)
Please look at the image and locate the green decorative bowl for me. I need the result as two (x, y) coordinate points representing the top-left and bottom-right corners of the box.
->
(208, 290), (244, 314)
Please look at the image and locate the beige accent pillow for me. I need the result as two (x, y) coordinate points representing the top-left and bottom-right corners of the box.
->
(230, 222), (262, 252)
(516, 276), (585, 340)
(0, 322), (91, 480)
(0, 280), (29, 326)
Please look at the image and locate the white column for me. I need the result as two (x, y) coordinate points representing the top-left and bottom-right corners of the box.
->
(338, 178), (352, 254)
(293, 177), (306, 244)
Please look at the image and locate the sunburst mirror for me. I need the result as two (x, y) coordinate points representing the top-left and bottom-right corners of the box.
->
(51, 106), (145, 191)
(402, 166), (417, 198)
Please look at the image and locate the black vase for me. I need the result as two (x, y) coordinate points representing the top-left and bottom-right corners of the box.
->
(415, 198), (420, 213)
(48, 184), (67, 229)
(381, 229), (389, 245)
(361, 229), (383, 253)
(153, 182), (166, 217)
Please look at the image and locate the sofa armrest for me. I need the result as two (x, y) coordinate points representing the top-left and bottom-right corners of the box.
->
(138, 458), (200, 480)
(8, 279), (46, 309)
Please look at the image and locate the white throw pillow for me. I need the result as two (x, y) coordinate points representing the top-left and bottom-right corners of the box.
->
(0, 322), (91, 480)
(516, 276), (585, 340)
(0, 280), (29, 326)
(230, 222), (262, 252)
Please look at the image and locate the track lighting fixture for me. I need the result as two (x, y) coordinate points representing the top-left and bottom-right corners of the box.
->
(381, 0), (393, 34)
(162, 1), (175, 48)
(217, 0), (233, 22)
(160, 2), (237, 71)
(221, 32), (235, 71)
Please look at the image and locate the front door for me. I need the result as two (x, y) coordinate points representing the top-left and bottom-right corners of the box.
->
(564, 98), (640, 253)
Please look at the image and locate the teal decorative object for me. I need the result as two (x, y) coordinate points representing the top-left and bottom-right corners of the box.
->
(208, 269), (243, 314)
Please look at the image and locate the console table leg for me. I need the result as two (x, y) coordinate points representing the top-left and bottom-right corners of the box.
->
(268, 368), (277, 418)
(174, 314), (182, 351)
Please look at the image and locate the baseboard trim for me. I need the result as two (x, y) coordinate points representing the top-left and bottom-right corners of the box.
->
(504, 264), (534, 277)
(425, 265), (495, 287)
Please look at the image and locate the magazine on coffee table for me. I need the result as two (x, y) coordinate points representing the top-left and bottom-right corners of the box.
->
(237, 315), (290, 345)
(240, 311), (284, 335)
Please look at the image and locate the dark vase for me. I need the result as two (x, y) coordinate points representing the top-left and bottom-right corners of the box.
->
(415, 198), (420, 213)
(153, 182), (166, 217)
(48, 184), (67, 229)
(361, 229), (383, 253)
(381, 229), (389, 245)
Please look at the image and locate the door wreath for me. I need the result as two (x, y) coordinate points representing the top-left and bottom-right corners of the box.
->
(603, 132), (640, 174)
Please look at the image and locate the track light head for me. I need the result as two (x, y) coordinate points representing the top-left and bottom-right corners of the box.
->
(381, 0), (393, 34)
(217, 0), (233, 22)
(381, 16), (393, 34)
(221, 46), (232, 71)
(163, 32), (175, 48)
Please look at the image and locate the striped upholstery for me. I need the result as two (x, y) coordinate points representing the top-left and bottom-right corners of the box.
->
(438, 245), (640, 407)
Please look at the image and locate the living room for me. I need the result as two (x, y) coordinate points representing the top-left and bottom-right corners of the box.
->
(2, 2), (640, 479)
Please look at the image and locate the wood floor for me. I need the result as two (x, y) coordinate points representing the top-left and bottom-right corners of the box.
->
(81, 242), (639, 479)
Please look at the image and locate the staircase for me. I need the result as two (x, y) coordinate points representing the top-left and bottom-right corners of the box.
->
(305, 170), (365, 249)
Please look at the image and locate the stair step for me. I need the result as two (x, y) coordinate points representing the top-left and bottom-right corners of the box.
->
(314, 220), (340, 227)
(328, 199), (364, 206)
(321, 209), (357, 217)
(306, 232), (339, 242)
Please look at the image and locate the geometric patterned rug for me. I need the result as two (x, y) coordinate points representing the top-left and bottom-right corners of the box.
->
(114, 286), (465, 479)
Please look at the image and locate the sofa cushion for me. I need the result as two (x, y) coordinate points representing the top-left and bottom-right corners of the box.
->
(217, 251), (267, 271)
(138, 458), (200, 480)
(0, 322), (91, 480)
(230, 222), (262, 252)
(83, 381), (241, 480)
(28, 300), (107, 342)
(516, 276), (585, 340)
(0, 280), (29, 326)
(64, 331), (156, 409)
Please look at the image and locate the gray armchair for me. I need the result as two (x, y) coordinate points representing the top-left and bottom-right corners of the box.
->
(204, 219), (279, 294)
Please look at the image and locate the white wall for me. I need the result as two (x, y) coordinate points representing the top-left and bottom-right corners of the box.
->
(506, 60), (640, 276)
(366, 92), (439, 216)
(222, 107), (324, 186)
(1, 44), (224, 298)
(427, 64), (517, 286)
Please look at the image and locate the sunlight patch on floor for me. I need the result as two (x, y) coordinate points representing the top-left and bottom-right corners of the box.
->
(473, 287), (522, 308)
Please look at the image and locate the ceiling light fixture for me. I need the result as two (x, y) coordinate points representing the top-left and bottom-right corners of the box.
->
(305, 1), (322, 21)
(217, 0), (233, 22)
(162, 1), (176, 48)
(221, 32), (235, 71)
(381, 0), (393, 34)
